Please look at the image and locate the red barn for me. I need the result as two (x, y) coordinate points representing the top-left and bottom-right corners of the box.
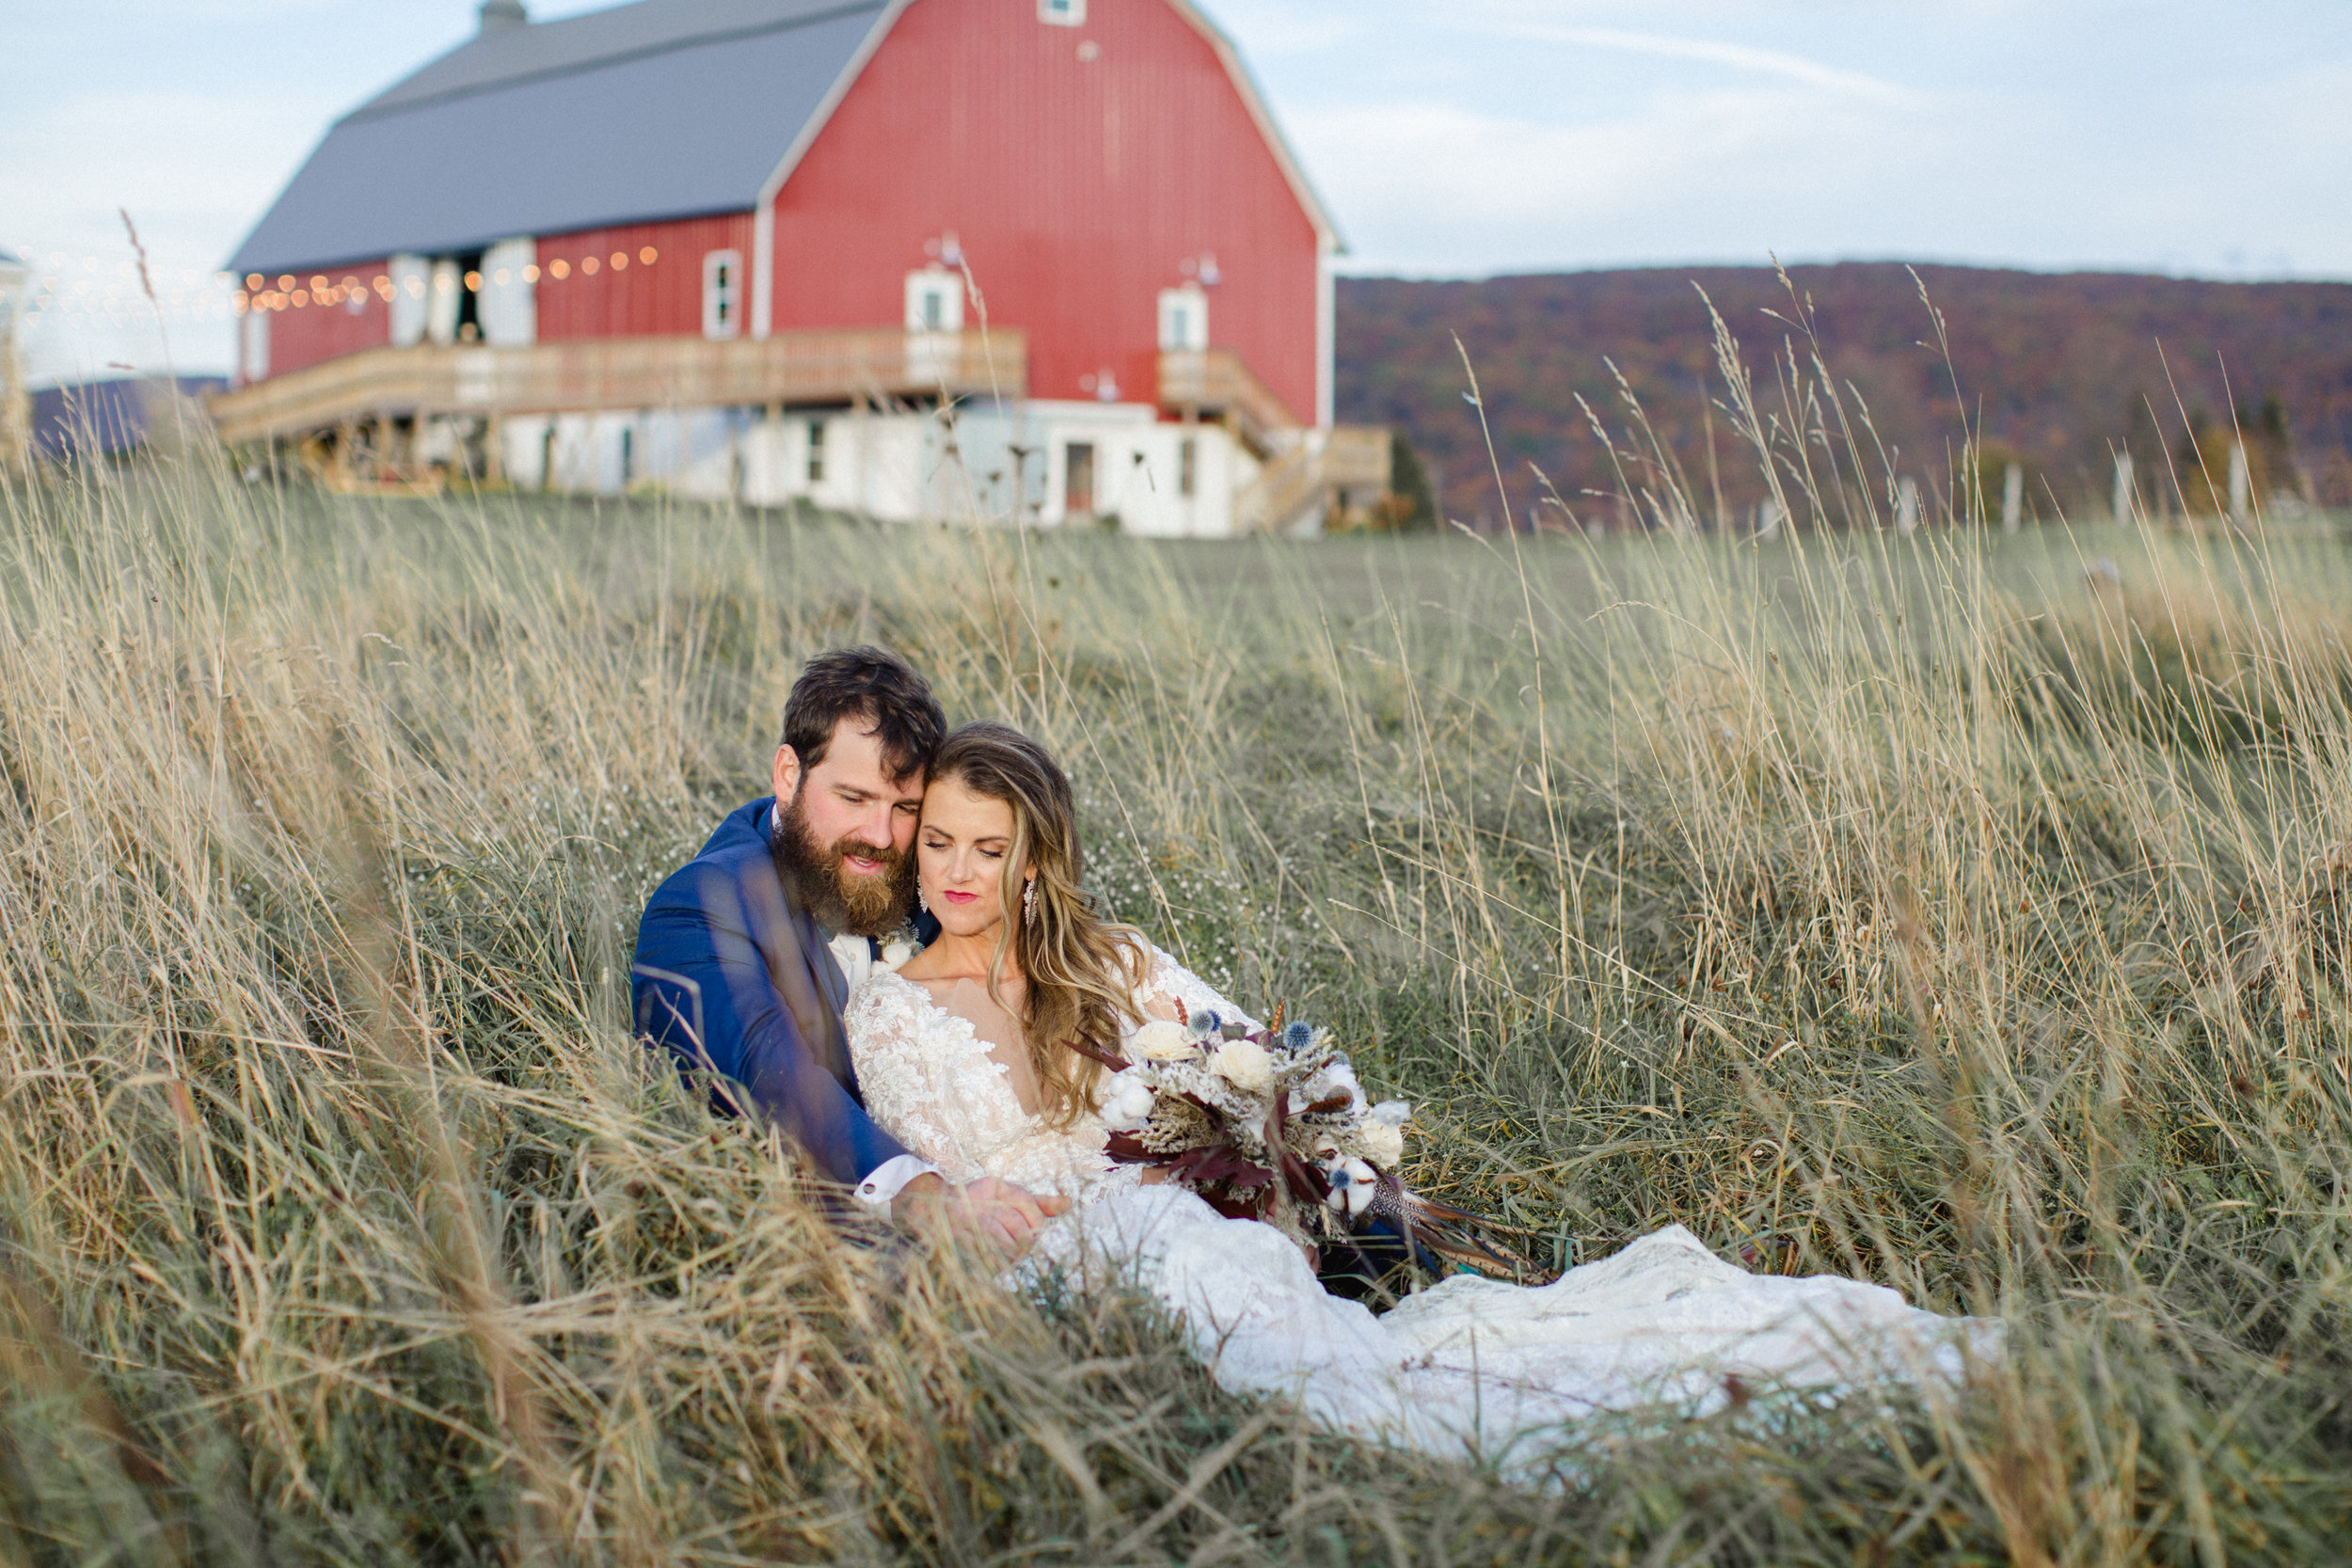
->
(215, 0), (1389, 533)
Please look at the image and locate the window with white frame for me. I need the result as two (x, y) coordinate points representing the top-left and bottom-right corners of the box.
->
(703, 249), (742, 340)
(1157, 285), (1208, 352)
(903, 267), (963, 333)
(1039, 0), (1085, 24)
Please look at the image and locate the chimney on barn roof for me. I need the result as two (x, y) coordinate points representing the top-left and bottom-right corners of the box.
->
(478, 0), (529, 30)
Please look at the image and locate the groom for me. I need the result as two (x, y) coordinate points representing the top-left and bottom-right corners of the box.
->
(631, 645), (1061, 1252)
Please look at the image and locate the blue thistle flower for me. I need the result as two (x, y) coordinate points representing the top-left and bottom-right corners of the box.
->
(1282, 1020), (1314, 1053)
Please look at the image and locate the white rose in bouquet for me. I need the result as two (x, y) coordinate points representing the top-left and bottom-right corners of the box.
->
(1130, 1019), (1202, 1061)
(1208, 1035), (1276, 1093)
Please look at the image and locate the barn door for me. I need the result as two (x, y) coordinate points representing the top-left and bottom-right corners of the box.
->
(478, 238), (535, 346)
(1064, 442), (1095, 518)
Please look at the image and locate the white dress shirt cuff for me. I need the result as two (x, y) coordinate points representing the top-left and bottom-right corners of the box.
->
(854, 1153), (941, 1213)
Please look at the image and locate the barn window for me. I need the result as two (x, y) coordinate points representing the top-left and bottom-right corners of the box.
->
(1158, 286), (1208, 352)
(1178, 436), (1197, 499)
(703, 249), (742, 340)
(806, 420), (826, 483)
(1039, 0), (1084, 24)
(903, 268), (963, 334)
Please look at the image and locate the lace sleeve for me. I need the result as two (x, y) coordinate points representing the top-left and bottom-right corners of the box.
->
(1131, 941), (1261, 1032)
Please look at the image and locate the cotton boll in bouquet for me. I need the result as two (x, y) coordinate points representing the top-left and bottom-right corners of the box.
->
(1086, 1003), (1518, 1270)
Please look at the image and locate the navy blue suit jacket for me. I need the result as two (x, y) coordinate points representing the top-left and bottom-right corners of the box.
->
(630, 797), (920, 1187)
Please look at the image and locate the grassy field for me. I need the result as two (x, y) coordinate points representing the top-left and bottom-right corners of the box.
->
(4, 424), (2351, 1565)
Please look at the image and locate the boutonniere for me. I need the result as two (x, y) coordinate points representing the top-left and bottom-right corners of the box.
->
(878, 920), (923, 973)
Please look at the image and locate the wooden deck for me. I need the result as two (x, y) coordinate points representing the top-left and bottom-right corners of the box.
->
(208, 328), (1028, 444)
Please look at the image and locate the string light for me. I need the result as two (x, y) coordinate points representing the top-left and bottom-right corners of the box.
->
(10, 230), (683, 325)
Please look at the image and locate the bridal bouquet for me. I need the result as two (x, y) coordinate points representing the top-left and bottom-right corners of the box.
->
(1084, 1003), (1501, 1265)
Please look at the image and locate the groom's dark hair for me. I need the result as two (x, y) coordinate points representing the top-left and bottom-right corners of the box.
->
(782, 646), (946, 784)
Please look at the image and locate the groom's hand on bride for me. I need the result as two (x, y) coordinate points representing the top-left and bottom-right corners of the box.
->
(892, 1173), (1068, 1255)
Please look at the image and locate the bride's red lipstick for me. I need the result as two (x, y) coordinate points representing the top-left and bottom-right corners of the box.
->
(938, 889), (979, 905)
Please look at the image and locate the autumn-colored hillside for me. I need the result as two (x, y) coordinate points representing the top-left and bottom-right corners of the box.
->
(1336, 264), (2352, 528)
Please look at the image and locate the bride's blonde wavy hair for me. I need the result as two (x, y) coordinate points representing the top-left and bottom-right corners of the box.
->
(928, 721), (1146, 1128)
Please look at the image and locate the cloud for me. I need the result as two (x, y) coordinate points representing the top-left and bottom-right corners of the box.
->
(1480, 24), (1920, 106)
(1296, 83), (1931, 274)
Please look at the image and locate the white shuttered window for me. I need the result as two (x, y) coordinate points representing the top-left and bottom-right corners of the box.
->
(903, 267), (962, 333)
(1157, 285), (1208, 352)
(703, 249), (742, 340)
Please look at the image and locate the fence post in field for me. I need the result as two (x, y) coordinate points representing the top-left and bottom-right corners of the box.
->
(2002, 462), (2024, 533)
(2227, 439), (2249, 523)
(1896, 476), (1919, 535)
(2112, 451), (2136, 528)
(1756, 495), (1782, 539)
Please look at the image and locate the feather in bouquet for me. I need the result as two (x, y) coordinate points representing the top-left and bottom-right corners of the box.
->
(1080, 1001), (1518, 1271)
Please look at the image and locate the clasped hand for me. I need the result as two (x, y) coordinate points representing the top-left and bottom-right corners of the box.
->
(892, 1173), (1067, 1255)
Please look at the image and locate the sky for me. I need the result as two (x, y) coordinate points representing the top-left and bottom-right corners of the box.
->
(7, 0), (2349, 386)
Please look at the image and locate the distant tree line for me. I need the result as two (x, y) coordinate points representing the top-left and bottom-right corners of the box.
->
(1337, 264), (2352, 530)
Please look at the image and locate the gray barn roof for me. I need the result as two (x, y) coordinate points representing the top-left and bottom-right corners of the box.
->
(227, 0), (886, 276)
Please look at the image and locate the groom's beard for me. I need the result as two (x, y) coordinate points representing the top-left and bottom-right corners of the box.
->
(771, 791), (915, 939)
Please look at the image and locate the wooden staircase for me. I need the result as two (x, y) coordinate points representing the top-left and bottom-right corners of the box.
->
(1235, 425), (1392, 533)
(1156, 349), (1302, 455)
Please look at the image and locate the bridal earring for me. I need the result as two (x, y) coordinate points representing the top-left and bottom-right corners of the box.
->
(1022, 878), (1037, 927)
(916, 887), (928, 916)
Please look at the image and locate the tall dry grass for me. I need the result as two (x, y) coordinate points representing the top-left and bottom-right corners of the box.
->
(3, 325), (2350, 1563)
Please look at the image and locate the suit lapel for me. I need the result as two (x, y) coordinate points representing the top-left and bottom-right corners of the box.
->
(741, 847), (862, 1101)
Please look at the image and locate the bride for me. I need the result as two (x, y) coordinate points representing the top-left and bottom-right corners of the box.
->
(845, 721), (1995, 1464)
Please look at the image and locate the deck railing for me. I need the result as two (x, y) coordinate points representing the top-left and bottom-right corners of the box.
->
(208, 327), (1027, 444)
(1156, 349), (1302, 453)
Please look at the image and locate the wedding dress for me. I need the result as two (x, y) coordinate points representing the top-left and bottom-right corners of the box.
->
(845, 943), (1998, 1466)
